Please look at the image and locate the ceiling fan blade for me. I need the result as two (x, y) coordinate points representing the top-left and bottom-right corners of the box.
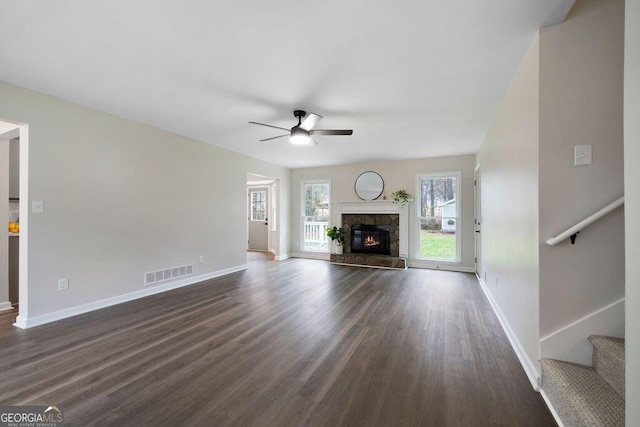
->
(260, 134), (290, 142)
(249, 121), (290, 132)
(299, 113), (322, 131)
(310, 129), (353, 136)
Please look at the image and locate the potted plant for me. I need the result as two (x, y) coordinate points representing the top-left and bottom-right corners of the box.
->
(326, 226), (346, 254)
(391, 190), (412, 207)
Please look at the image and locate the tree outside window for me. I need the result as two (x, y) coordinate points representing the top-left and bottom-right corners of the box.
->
(416, 173), (460, 261)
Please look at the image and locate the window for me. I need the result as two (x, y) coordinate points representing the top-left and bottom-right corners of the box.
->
(301, 181), (330, 252)
(250, 190), (267, 221)
(416, 172), (461, 261)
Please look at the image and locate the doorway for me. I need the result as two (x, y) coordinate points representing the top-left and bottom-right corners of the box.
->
(247, 173), (279, 257)
(248, 186), (269, 251)
(0, 118), (28, 327)
(474, 163), (482, 279)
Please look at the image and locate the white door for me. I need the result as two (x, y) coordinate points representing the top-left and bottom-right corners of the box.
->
(474, 164), (482, 278)
(248, 187), (269, 251)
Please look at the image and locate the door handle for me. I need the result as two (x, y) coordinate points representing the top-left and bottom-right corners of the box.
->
(475, 230), (481, 233)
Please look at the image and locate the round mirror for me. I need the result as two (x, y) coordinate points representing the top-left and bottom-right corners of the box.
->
(354, 171), (384, 201)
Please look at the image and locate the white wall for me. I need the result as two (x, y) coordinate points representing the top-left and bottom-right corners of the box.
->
(477, 33), (541, 381)
(0, 80), (291, 325)
(538, 0), (625, 337)
(625, 0), (640, 423)
(291, 155), (476, 271)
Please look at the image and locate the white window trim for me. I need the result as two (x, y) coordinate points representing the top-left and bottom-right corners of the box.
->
(300, 179), (331, 253)
(414, 171), (462, 263)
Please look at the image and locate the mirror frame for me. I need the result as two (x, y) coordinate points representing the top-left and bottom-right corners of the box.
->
(354, 171), (384, 201)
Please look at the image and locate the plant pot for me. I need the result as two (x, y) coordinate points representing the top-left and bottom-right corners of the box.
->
(335, 244), (343, 255)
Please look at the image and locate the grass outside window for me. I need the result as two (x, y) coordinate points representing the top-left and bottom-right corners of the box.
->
(419, 230), (456, 259)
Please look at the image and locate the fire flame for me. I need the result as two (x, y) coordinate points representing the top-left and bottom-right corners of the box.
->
(364, 236), (379, 247)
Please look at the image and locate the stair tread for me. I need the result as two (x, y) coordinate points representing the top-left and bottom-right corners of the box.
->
(541, 358), (624, 426)
(589, 335), (625, 399)
(589, 335), (625, 363)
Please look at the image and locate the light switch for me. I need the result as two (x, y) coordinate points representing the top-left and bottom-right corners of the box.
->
(32, 200), (44, 213)
(574, 145), (592, 166)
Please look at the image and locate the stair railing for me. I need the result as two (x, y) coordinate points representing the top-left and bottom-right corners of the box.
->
(545, 196), (624, 246)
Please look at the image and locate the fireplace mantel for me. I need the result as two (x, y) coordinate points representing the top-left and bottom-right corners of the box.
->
(332, 201), (409, 258)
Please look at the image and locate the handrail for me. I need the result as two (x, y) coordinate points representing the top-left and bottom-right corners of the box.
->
(545, 196), (624, 246)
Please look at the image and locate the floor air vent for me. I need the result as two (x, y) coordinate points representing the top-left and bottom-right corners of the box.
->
(145, 264), (194, 286)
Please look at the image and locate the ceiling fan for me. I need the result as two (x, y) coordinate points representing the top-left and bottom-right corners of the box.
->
(249, 110), (353, 146)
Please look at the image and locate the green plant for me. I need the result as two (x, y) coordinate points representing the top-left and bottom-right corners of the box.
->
(326, 226), (346, 246)
(391, 190), (412, 207)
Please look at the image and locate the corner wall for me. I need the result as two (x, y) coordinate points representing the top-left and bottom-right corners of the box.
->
(476, 32), (541, 384)
(0, 81), (291, 326)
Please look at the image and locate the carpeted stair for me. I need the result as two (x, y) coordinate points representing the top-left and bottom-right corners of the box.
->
(541, 335), (625, 426)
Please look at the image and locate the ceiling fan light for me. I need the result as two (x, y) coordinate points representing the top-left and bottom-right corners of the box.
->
(290, 128), (311, 145)
(290, 134), (310, 145)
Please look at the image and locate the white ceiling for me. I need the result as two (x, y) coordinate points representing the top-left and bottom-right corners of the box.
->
(0, 0), (574, 169)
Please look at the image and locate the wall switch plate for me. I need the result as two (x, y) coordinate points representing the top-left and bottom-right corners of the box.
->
(32, 200), (44, 213)
(57, 278), (69, 291)
(198, 255), (204, 264)
(574, 145), (592, 166)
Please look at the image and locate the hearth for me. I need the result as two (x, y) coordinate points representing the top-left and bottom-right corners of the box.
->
(351, 224), (391, 255)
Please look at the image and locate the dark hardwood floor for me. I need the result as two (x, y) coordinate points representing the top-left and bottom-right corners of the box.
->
(0, 254), (555, 426)
(0, 308), (17, 328)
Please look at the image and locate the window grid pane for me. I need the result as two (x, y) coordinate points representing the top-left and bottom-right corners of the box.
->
(251, 191), (266, 221)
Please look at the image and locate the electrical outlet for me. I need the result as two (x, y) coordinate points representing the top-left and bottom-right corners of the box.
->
(57, 278), (69, 291)
(198, 255), (204, 264)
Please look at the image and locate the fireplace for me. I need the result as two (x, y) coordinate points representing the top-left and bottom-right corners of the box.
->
(331, 202), (407, 269)
(351, 224), (391, 255)
(342, 213), (400, 257)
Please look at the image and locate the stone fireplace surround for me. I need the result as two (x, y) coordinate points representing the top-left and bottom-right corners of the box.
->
(330, 201), (408, 269)
(342, 215), (398, 257)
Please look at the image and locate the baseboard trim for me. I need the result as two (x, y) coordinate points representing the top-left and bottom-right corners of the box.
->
(329, 262), (407, 271)
(13, 264), (247, 329)
(540, 389), (565, 427)
(0, 301), (14, 312)
(290, 252), (331, 261)
(477, 274), (541, 390)
(289, 253), (475, 272)
(274, 253), (290, 261)
(540, 297), (625, 365)
(408, 261), (475, 273)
